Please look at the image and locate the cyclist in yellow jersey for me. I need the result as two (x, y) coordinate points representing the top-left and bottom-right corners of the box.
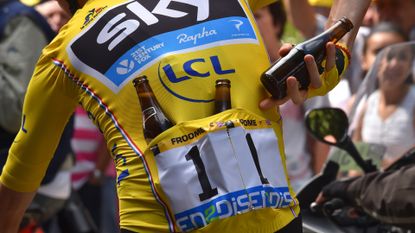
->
(0, 0), (371, 232)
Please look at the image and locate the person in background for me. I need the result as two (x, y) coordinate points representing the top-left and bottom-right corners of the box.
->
(358, 22), (408, 84)
(316, 147), (415, 230)
(0, 0), (54, 151)
(0, 0), (371, 232)
(376, 0), (415, 40)
(34, 3), (117, 231)
(255, 1), (330, 192)
(283, 0), (332, 40)
(71, 106), (118, 233)
(0, 0), (73, 231)
(352, 23), (415, 168)
(34, 0), (70, 33)
(362, 0), (379, 28)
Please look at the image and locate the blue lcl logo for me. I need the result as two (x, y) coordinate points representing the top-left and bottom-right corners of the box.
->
(163, 55), (235, 83)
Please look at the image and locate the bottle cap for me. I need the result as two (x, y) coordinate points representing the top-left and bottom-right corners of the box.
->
(215, 79), (231, 87)
(133, 75), (148, 86)
(339, 17), (354, 32)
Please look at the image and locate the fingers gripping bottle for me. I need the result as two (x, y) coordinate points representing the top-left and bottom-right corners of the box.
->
(133, 75), (173, 143)
(260, 16), (353, 99)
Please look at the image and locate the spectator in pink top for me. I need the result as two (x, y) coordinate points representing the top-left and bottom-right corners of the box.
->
(71, 106), (118, 233)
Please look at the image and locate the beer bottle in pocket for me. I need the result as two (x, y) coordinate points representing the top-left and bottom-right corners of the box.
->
(260, 16), (353, 99)
(214, 79), (231, 114)
(133, 75), (173, 143)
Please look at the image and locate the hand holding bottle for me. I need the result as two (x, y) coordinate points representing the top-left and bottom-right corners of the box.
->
(259, 42), (336, 110)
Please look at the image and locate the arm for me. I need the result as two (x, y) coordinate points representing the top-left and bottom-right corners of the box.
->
(326, 165), (415, 229)
(0, 185), (36, 233)
(306, 0), (371, 99)
(0, 56), (78, 230)
(260, 0), (370, 109)
(282, 0), (318, 39)
(327, 0), (371, 50)
(352, 103), (367, 141)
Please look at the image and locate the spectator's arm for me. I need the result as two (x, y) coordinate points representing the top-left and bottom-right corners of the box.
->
(327, 0), (371, 50)
(352, 103), (367, 142)
(282, 0), (318, 39)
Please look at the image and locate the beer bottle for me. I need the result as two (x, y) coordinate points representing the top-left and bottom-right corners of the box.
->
(133, 75), (173, 143)
(214, 79), (231, 113)
(260, 16), (354, 99)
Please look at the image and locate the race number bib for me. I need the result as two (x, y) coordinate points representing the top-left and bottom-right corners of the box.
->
(145, 109), (292, 232)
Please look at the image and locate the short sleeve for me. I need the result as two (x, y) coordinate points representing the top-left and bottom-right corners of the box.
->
(0, 55), (78, 192)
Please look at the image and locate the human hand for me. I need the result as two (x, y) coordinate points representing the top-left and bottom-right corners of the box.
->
(315, 177), (357, 206)
(259, 42), (336, 110)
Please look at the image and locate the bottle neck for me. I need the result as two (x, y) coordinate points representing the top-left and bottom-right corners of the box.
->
(214, 85), (231, 113)
(135, 82), (161, 109)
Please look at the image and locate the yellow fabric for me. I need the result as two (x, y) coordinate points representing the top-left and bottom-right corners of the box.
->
(246, 0), (278, 12)
(308, 0), (333, 7)
(0, 0), (341, 232)
(308, 44), (350, 98)
(138, 108), (299, 232)
(20, 0), (41, 6)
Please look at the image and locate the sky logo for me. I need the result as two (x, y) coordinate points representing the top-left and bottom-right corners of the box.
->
(68, 0), (257, 93)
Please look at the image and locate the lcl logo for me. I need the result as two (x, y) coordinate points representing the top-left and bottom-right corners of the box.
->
(159, 55), (235, 102)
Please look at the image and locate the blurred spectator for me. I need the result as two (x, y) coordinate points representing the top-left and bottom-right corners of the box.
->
(353, 23), (414, 168)
(0, 0), (73, 231)
(283, 0), (323, 39)
(362, 0), (379, 28)
(35, 0), (70, 32)
(255, 2), (330, 191)
(35, 4), (116, 233)
(0, 0), (54, 138)
(71, 106), (118, 233)
(376, 0), (415, 40)
(360, 23), (408, 79)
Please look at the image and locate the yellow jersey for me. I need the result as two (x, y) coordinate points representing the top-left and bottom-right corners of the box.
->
(1, 0), (348, 232)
